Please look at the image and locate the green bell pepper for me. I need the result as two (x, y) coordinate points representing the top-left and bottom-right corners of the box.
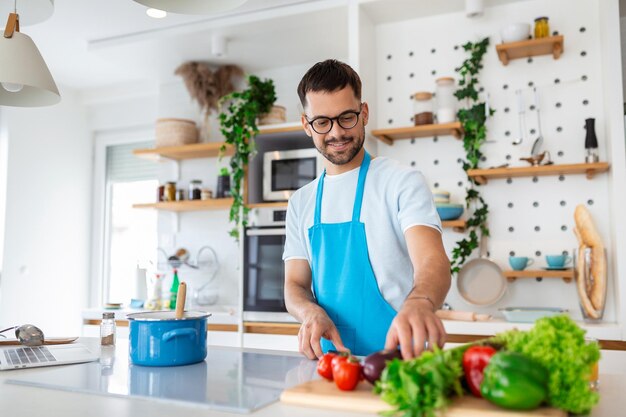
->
(480, 351), (549, 410)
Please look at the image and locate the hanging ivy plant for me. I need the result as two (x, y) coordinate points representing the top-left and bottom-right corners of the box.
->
(450, 37), (494, 274)
(218, 75), (277, 240)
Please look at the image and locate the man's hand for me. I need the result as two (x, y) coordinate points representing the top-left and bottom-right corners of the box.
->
(298, 308), (347, 360)
(384, 298), (446, 360)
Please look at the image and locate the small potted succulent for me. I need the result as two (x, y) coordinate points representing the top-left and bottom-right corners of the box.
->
(216, 167), (231, 198)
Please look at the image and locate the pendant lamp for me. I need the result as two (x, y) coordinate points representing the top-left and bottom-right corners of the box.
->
(0, 10), (60, 107)
(132, 0), (248, 15)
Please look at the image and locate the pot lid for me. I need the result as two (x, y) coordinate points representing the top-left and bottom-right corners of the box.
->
(127, 311), (211, 321)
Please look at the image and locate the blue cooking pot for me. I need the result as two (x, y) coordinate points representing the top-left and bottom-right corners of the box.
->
(127, 311), (211, 367)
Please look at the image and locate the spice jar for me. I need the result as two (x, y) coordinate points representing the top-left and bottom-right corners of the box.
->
(413, 92), (434, 126)
(100, 312), (116, 346)
(435, 77), (457, 124)
(176, 189), (185, 201)
(534, 17), (549, 38)
(164, 182), (176, 202)
(189, 180), (202, 200)
(157, 185), (165, 202)
(201, 189), (212, 200)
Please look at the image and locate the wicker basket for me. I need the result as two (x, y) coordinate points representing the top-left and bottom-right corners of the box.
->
(258, 105), (287, 125)
(155, 118), (199, 148)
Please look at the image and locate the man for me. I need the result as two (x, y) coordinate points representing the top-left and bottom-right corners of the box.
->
(283, 59), (451, 360)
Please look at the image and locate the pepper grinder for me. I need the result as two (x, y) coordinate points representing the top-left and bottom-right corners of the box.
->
(584, 118), (599, 163)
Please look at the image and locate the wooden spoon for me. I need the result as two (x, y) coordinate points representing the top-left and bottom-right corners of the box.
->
(175, 281), (187, 319)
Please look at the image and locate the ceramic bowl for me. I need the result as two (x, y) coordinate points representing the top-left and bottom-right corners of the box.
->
(436, 203), (463, 221)
(500, 307), (568, 323)
(500, 23), (531, 43)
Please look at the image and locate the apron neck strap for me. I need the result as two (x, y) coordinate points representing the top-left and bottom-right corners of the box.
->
(352, 151), (370, 222)
(313, 151), (371, 225)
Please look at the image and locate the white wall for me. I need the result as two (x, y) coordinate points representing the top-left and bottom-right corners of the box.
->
(621, 16), (626, 103)
(0, 87), (92, 335)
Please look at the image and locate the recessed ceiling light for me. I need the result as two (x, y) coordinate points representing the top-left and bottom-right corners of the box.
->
(146, 8), (167, 19)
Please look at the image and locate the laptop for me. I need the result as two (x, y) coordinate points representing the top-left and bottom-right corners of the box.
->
(0, 343), (99, 370)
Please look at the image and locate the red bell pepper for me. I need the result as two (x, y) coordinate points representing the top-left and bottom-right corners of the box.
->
(462, 345), (497, 397)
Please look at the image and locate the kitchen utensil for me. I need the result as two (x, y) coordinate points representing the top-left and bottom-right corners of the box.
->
(500, 23), (531, 43)
(193, 246), (221, 306)
(435, 310), (492, 321)
(175, 282), (187, 319)
(0, 324), (44, 346)
(512, 89), (524, 145)
(500, 307), (568, 323)
(530, 87), (543, 157)
(456, 233), (506, 306)
(281, 379), (566, 416)
(127, 310), (211, 367)
(584, 118), (599, 163)
(520, 150), (551, 166)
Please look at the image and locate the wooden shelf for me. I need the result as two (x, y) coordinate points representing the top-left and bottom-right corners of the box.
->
(257, 122), (304, 135)
(496, 35), (564, 66)
(467, 162), (610, 184)
(504, 269), (574, 283)
(442, 219), (466, 232)
(133, 198), (233, 212)
(133, 142), (233, 161)
(371, 122), (463, 145)
(248, 202), (288, 209)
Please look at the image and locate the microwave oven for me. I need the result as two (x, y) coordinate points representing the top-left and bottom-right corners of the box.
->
(262, 148), (324, 201)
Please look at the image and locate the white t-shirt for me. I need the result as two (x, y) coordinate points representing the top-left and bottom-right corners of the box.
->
(282, 156), (442, 311)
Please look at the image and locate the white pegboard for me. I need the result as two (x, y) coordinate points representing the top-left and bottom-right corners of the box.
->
(370, 0), (617, 320)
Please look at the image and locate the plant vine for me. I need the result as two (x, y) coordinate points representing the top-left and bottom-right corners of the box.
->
(450, 37), (494, 274)
(219, 75), (276, 240)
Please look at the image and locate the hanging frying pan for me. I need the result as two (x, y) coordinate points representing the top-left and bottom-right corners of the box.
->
(456, 234), (507, 306)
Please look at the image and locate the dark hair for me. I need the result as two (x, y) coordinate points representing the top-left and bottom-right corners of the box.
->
(297, 59), (362, 109)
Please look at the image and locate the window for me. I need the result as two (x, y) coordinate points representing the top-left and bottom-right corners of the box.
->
(93, 133), (157, 306)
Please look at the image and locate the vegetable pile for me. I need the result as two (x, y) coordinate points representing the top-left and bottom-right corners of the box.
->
(370, 315), (600, 417)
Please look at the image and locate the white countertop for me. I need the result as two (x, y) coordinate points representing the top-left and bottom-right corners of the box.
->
(1, 338), (625, 417)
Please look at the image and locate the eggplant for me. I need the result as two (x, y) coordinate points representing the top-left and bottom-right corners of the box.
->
(362, 349), (402, 384)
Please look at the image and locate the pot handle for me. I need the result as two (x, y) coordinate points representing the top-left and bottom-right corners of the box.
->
(162, 328), (198, 343)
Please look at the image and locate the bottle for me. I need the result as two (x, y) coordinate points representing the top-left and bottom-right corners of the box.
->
(435, 77), (457, 124)
(169, 269), (180, 310)
(100, 312), (116, 346)
(413, 92), (434, 126)
(145, 273), (163, 310)
(534, 17), (549, 39)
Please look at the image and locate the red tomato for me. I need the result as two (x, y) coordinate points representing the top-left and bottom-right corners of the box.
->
(331, 354), (348, 376)
(462, 345), (497, 397)
(317, 353), (337, 381)
(334, 357), (362, 391)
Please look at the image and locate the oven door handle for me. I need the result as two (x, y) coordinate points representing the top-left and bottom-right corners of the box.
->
(246, 228), (286, 236)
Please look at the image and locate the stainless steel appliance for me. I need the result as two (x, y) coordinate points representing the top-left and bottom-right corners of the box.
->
(263, 148), (323, 201)
(243, 207), (296, 322)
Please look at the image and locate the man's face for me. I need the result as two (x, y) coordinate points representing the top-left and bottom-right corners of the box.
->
(301, 87), (369, 166)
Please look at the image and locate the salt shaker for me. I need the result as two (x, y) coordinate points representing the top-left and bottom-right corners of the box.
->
(100, 312), (116, 346)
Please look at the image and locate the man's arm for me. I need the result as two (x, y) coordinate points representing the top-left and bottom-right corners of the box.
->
(284, 259), (346, 359)
(384, 225), (451, 359)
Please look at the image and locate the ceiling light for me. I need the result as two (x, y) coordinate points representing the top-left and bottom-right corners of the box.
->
(465, 0), (484, 18)
(133, 0), (248, 15)
(0, 10), (60, 106)
(146, 8), (166, 19)
(0, 0), (53, 26)
(211, 34), (227, 57)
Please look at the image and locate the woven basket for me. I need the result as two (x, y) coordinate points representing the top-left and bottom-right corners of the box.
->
(258, 105), (287, 125)
(155, 118), (199, 148)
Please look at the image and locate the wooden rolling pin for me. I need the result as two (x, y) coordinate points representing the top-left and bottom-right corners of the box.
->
(175, 281), (187, 319)
(436, 310), (491, 322)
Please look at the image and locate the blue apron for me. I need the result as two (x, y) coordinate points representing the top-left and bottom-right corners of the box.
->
(308, 152), (397, 356)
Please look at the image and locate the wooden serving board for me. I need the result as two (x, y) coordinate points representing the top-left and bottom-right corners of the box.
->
(0, 337), (78, 346)
(280, 379), (566, 417)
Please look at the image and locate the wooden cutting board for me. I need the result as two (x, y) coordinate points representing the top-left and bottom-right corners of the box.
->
(0, 337), (78, 346)
(280, 379), (566, 417)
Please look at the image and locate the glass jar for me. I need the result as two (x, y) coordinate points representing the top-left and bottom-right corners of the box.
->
(157, 185), (164, 202)
(413, 92), (433, 126)
(164, 182), (176, 202)
(201, 189), (212, 200)
(534, 17), (549, 38)
(100, 312), (116, 346)
(435, 77), (457, 124)
(189, 180), (202, 200)
(176, 189), (185, 201)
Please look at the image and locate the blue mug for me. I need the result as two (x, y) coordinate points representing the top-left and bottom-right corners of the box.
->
(546, 254), (572, 268)
(509, 256), (534, 271)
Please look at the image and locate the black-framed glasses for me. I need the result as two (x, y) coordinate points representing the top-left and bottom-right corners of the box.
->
(305, 105), (362, 134)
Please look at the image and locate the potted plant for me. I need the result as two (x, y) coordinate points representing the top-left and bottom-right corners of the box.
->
(216, 167), (231, 198)
(218, 75), (277, 239)
(450, 37), (493, 274)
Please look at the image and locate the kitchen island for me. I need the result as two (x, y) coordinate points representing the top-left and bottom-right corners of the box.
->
(1, 338), (625, 416)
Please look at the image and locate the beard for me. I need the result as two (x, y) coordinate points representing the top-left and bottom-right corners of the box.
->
(314, 124), (365, 166)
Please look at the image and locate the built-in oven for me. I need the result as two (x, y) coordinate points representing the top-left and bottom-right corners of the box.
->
(263, 148), (324, 201)
(243, 207), (297, 322)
